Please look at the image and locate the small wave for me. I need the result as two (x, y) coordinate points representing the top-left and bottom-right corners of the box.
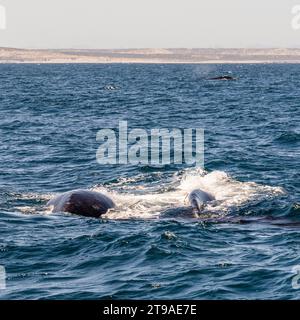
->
(274, 131), (300, 144)
(287, 203), (300, 216)
(103, 84), (119, 91)
(1, 191), (53, 215)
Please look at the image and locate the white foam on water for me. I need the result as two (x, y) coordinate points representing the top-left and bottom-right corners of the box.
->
(11, 192), (53, 215)
(15, 192), (53, 201)
(92, 169), (285, 220)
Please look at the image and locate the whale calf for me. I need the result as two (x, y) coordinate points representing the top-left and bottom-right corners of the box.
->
(187, 189), (215, 216)
(47, 189), (115, 218)
(161, 189), (215, 219)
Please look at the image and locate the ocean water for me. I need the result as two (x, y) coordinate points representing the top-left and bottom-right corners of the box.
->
(0, 63), (299, 300)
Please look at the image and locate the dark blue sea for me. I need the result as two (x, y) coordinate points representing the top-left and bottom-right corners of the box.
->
(0, 63), (299, 299)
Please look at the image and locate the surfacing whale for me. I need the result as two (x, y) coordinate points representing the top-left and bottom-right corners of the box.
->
(161, 188), (216, 219)
(47, 188), (215, 219)
(47, 189), (115, 218)
(187, 189), (215, 217)
(209, 75), (236, 81)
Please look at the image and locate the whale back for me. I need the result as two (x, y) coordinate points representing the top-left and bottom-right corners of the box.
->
(47, 190), (115, 218)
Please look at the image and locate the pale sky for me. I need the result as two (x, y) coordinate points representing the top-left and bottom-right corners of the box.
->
(0, 0), (299, 48)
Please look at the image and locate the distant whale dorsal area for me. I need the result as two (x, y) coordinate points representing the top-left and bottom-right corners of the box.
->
(209, 75), (236, 80)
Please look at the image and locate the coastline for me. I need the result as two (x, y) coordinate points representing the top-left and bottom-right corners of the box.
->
(1, 47), (300, 64)
(2, 60), (300, 64)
